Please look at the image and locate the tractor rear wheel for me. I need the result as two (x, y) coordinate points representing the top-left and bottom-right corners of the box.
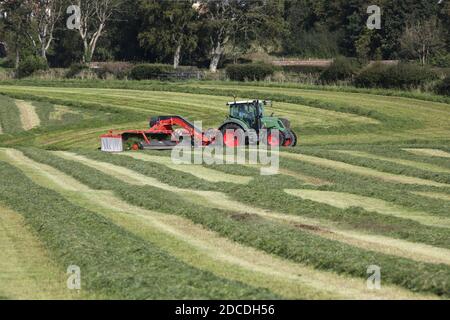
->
(221, 124), (245, 147)
(283, 129), (297, 147)
(261, 129), (286, 147)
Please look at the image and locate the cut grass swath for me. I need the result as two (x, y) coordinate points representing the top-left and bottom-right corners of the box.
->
(3, 149), (429, 299)
(335, 150), (450, 174)
(0, 159), (277, 299)
(0, 204), (77, 300)
(17, 148), (450, 297)
(412, 192), (450, 202)
(123, 152), (253, 184)
(0, 95), (22, 134)
(15, 100), (41, 131)
(280, 151), (450, 187)
(284, 189), (450, 229)
(50, 148), (450, 254)
(403, 148), (450, 159)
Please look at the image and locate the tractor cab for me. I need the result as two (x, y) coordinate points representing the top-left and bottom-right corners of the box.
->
(226, 100), (270, 131)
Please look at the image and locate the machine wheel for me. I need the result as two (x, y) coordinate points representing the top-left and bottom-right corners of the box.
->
(261, 129), (286, 147)
(283, 129), (297, 147)
(123, 137), (143, 151)
(221, 123), (246, 147)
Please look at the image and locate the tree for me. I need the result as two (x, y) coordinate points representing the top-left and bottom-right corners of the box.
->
(28, 0), (64, 60)
(75, 0), (122, 63)
(400, 18), (444, 65)
(138, 0), (198, 69)
(0, 0), (33, 67)
(198, 0), (283, 72)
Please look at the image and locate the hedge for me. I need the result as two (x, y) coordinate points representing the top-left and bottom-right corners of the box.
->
(319, 57), (359, 83)
(129, 64), (172, 80)
(354, 63), (438, 89)
(17, 56), (48, 78)
(435, 76), (450, 96)
(226, 63), (275, 81)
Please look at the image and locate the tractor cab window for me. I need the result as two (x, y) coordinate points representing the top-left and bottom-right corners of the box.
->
(230, 103), (257, 127)
(258, 102), (264, 116)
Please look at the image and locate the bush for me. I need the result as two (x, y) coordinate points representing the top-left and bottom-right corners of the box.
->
(226, 63), (275, 81)
(65, 63), (88, 78)
(129, 64), (172, 80)
(0, 57), (15, 68)
(354, 63), (438, 89)
(431, 54), (450, 68)
(94, 62), (132, 80)
(281, 65), (327, 74)
(319, 57), (359, 83)
(16, 56), (48, 78)
(435, 76), (450, 96)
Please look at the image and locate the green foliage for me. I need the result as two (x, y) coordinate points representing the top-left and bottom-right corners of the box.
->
(226, 63), (275, 81)
(94, 62), (132, 80)
(16, 56), (48, 78)
(65, 63), (89, 79)
(0, 57), (15, 68)
(431, 53), (450, 68)
(319, 57), (359, 84)
(129, 64), (172, 80)
(435, 76), (450, 96)
(137, 0), (198, 67)
(284, 28), (340, 58)
(354, 63), (438, 89)
(92, 47), (114, 62)
(281, 65), (326, 74)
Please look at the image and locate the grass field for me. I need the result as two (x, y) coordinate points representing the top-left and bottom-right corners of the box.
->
(0, 80), (449, 299)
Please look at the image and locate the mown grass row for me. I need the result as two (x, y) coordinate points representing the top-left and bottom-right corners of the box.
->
(20, 148), (450, 297)
(4, 148), (435, 299)
(1, 83), (448, 147)
(77, 149), (450, 249)
(0, 160), (277, 299)
(0, 84), (412, 138)
(0, 95), (22, 134)
(1, 79), (449, 104)
(334, 144), (450, 169)
(294, 147), (450, 185)
(0, 91), (144, 148)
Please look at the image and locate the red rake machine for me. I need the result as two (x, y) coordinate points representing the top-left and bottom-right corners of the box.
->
(100, 116), (213, 152)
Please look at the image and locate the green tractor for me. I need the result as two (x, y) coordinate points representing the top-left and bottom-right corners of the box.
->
(218, 99), (297, 147)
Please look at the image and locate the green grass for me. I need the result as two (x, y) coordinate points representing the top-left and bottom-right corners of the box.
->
(0, 160), (278, 299)
(0, 81), (448, 146)
(18, 147), (450, 297)
(0, 79), (449, 299)
(0, 95), (22, 134)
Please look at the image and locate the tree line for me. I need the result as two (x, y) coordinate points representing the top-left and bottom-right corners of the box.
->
(0, 0), (449, 72)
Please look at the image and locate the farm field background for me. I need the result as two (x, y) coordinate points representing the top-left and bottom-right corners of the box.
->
(0, 80), (449, 299)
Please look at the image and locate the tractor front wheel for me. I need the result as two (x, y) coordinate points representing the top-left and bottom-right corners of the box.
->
(221, 124), (245, 148)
